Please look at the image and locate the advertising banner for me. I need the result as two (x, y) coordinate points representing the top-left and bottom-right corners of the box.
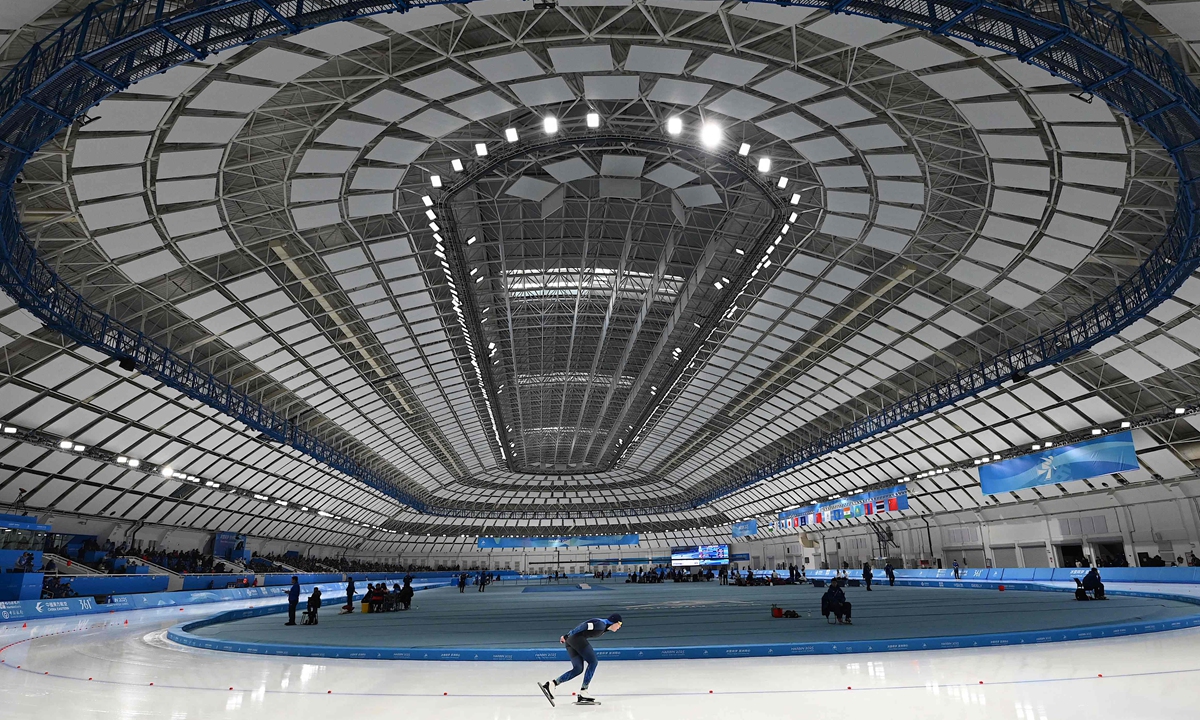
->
(476, 534), (640, 549)
(979, 431), (1139, 494)
(777, 484), (908, 527)
(731, 519), (758, 538)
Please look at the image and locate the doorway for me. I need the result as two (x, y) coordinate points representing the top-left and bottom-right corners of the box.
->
(1092, 542), (1128, 567)
(1020, 544), (1050, 568)
(992, 546), (1018, 568)
(1057, 543), (1087, 567)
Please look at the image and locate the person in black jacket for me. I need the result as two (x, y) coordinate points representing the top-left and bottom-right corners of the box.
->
(285, 576), (300, 626)
(862, 562), (873, 591)
(400, 577), (415, 610)
(305, 587), (322, 624)
(884, 562), (895, 586)
(538, 614), (623, 705)
(821, 580), (852, 624)
(458, 572), (467, 593)
(341, 577), (356, 613)
(1082, 567), (1106, 599)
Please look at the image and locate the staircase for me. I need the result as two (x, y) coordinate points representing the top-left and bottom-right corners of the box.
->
(43, 553), (102, 575)
(124, 557), (184, 591)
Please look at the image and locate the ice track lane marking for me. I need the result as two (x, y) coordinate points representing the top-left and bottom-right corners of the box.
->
(3, 624), (1200, 698)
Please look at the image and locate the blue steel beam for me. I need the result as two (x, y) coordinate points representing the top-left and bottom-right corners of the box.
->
(0, 0), (1197, 522)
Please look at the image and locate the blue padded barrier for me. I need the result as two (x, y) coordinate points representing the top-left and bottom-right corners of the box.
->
(57, 574), (169, 596)
(263, 573), (342, 586)
(164, 579), (1200, 662)
(181, 574), (256, 591)
(0, 577), (453, 624)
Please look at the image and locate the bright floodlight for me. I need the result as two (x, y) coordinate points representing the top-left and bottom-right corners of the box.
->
(586, 112), (600, 128)
(700, 122), (721, 147)
(430, 175), (442, 188)
(475, 142), (488, 157)
(666, 116), (682, 135)
(757, 157), (771, 173)
(451, 158), (463, 172)
(738, 142), (750, 156)
(505, 127), (518, 143)
(543, 116), (558, 134)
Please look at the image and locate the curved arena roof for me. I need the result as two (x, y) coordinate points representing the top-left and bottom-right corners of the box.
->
(1, 0), (1200, 547)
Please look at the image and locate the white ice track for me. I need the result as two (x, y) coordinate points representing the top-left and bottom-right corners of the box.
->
(2, 583), (1200, 719)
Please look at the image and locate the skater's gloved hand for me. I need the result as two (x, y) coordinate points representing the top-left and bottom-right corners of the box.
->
(559, 635), (567, 644)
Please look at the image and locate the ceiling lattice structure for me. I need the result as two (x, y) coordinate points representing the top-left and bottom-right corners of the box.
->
(1, 0), (1200, 545)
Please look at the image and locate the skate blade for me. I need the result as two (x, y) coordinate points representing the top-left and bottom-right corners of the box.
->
(537, 682), (555, 707)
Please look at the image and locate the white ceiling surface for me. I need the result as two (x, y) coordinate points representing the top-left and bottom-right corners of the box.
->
(1, 0), (1197, 543)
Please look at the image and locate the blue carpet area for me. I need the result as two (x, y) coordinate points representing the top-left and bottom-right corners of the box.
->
(187, 579), (1199, 650)
(522, 584), (612, 593)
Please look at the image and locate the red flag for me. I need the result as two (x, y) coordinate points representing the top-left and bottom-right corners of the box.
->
(815, 512), (822, 524)
(888, 497), (898, 512)
(864, 502), (874, 515)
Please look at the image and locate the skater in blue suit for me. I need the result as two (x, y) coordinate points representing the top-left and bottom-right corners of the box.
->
(538, 613), (623, 706)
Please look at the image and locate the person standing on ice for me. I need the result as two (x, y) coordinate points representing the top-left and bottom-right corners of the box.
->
(538, 613), (623, 706)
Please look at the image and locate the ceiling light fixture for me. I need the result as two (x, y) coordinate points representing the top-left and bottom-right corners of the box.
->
(430, 175), (442, 188)
(505, 127), (519, 143)
(757, 157), (771, 173)
(543, 116), (558, 134)
(451, 158), (463, 172)
(475, 142), (488, 157)
(777, 176), (788, 189)
(586, 112), (600, 128)
(738, 142), (750, 156)
(421, 195), (433, 207)
(666, 116), (682, 135)
(700, 122), (721, 147)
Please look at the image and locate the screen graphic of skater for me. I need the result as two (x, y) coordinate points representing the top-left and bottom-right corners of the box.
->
(538, 613), (623, 706)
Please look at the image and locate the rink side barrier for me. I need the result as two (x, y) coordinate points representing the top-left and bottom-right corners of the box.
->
(164, 577), (1200, 661)
(0, 577), (452, 624)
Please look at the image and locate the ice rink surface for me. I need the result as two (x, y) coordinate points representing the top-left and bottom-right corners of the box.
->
(3, 590), (1200, 719)
(185, 581), (1200, 649)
